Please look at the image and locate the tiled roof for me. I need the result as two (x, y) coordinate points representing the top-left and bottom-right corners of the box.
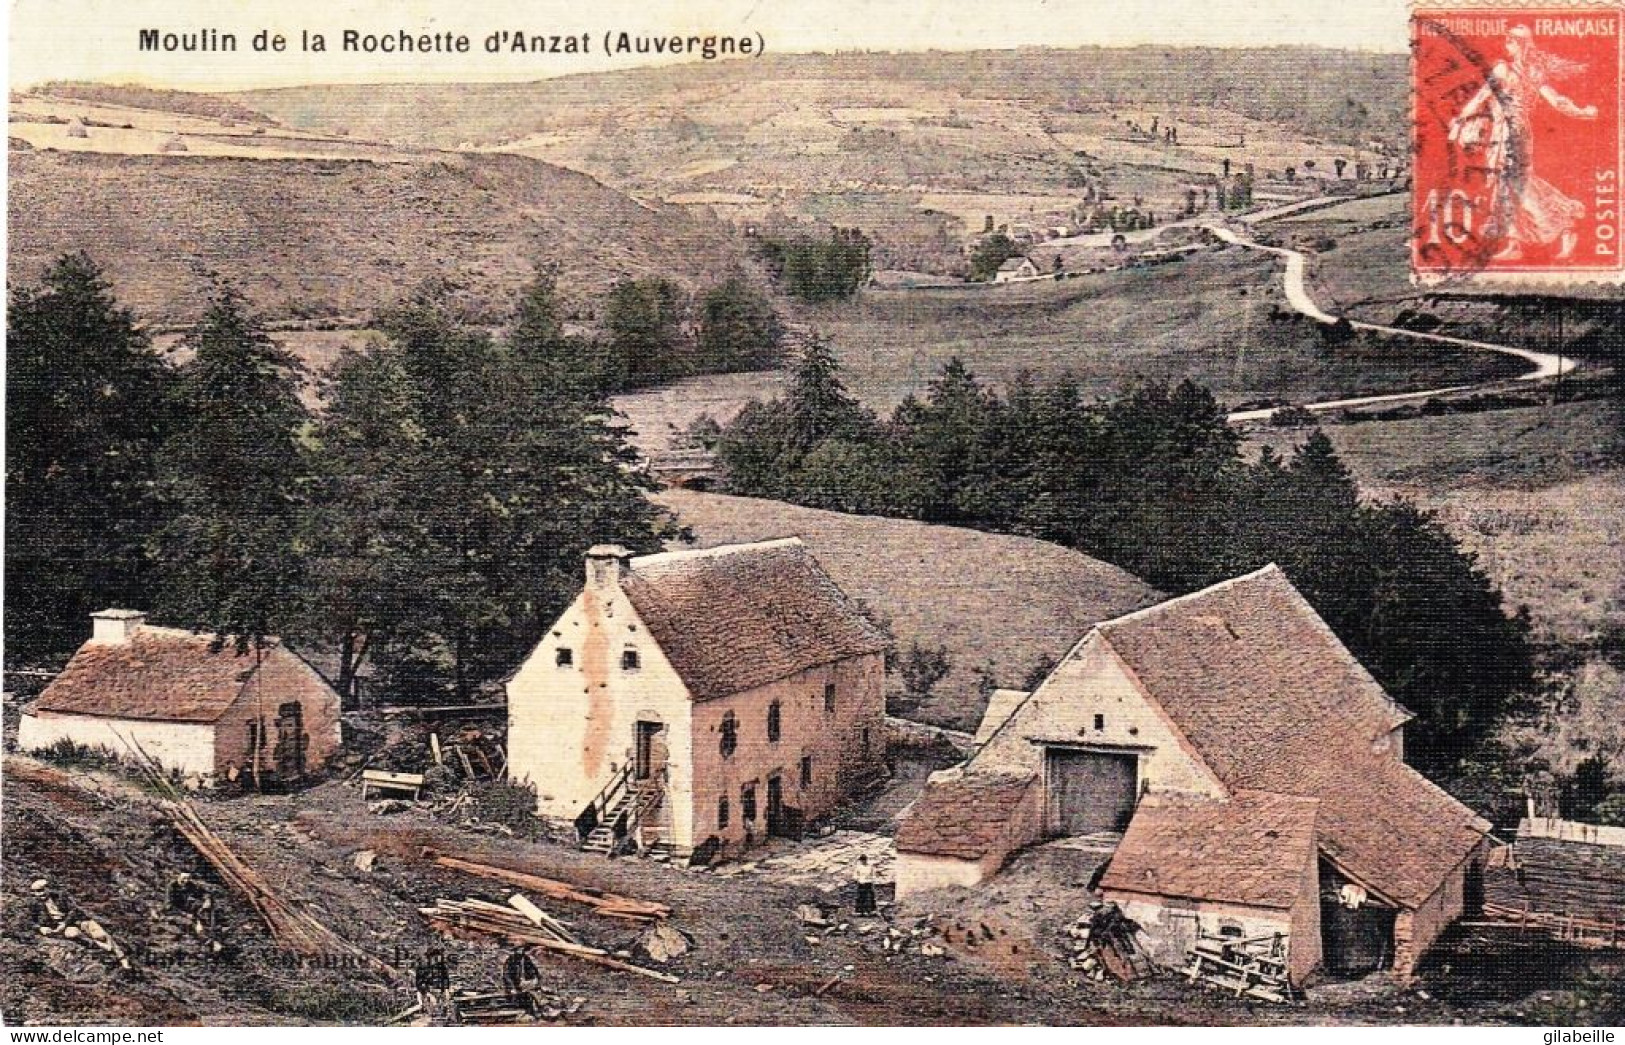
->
(1100, 790), (1319, 909)
(31, 627), (282, 723)
(1098, 564), (1489, 909)
(895, 771), (1039, 859)
(622, 538), (891, 702)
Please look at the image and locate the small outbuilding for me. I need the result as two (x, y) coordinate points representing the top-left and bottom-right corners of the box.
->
(1100, 789), (1323, 986)
(18, 610), (342, 785)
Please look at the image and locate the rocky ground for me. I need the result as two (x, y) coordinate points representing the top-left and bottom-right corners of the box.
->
(3, 720), (1621, 1026)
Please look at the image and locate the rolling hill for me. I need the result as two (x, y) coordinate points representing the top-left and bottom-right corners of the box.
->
(655, 488), (1162, 730)
(8, 144), (763, 326)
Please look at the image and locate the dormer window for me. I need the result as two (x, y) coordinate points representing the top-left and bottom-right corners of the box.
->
(556, 648), (573, 667)
(621, 649), (640, 671)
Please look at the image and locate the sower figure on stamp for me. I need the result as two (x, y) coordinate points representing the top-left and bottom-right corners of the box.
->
(1449, 24), (1599, 260)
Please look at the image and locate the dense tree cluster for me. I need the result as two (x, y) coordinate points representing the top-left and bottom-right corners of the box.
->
(601, 276), (785, 391)
(718, 349), (1536, 771)
(755, 228), (873, 302)
(6, 256), (676, 704)
(968, 234), (1026, 282)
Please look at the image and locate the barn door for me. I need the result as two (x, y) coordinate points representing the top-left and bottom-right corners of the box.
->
(1046, 748), (1137, 835)
(274, 702), (308, 781)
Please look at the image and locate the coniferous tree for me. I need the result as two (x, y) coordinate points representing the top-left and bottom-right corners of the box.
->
(5, 253), (177, 660)
(150, 288), (311, 650)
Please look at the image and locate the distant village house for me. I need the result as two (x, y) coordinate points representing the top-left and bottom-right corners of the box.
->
(506, 540), (889, 861)
(17, 610), (342, 785)
(993, 256), (1041, 283)
(894, 565), (1492, 984)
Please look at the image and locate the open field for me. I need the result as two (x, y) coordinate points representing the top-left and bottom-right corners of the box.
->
(808, 250), (1523, 412)
(656, 488), (1161, 729)
(610, 247), (1527, 454)
(9, 93), (410, 163)
(8, 147), (762, 326)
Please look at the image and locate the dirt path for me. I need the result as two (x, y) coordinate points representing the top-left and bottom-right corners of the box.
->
(1205, 222), (1579, 422)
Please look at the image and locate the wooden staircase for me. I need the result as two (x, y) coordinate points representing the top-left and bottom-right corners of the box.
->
(578, 762), (667, 857)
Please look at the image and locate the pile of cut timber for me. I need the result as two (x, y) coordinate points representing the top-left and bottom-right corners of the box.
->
(1062, 902), (1153, 982)
(1183, 931), (1293, 1004)
(163, 799), (382, 966)
(419, 895), (679, 983)
(1483, 836), (1625, 948)
(420, 848), (671, 922)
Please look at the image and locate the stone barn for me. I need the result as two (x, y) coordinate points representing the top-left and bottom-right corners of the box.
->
(894, 565), (1493, 982)
(18, 610), (343, 785)
(507, 540), (889, 860)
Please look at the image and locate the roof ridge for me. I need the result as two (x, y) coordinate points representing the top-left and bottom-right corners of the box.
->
(631, 536), (805, 570)
(1096, 563), (1282, 632)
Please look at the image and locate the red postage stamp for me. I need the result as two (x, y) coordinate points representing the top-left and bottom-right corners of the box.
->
(1412, 1), (1624, 285)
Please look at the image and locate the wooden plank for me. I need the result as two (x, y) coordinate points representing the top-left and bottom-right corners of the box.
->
(420, 848), (670, 921)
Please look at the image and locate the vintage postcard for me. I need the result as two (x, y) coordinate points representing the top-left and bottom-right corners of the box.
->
(4, 0), (1623, 1032)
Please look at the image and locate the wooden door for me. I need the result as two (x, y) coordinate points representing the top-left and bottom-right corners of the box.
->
(1047, 748), (1137, 835)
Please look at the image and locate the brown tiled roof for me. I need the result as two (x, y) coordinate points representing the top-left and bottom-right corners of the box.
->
(1100, 790), (1319, 909)
(31, 627), (287, 723)
(895, 771), (1039, 859)
(622, 538), (890, 702)
(1098, 564), (1489, 909)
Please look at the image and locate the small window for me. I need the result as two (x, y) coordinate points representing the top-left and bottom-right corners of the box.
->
(862, 726), (871, 756)
(1093, 713), (1105, 731)
(741, 783), (758, 822)
(246, 720), (260, 754)
(555, 648), (573, 667)
(767, 700), (782, 743)
(824, 682), (836, 713)
(800, 755), (813, 788)
(621, 649), (640, 671)
(719, 712), (738, 758)
(717, 796), (730, 830)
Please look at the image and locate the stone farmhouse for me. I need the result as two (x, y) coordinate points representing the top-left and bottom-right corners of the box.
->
(894, 565), (1492, 983)
(506, 540), (890, 861)
(17, 610), (343, 785)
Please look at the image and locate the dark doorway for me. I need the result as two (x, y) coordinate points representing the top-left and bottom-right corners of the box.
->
(273, 702), (308, 781)
(765, 773), (786, 836)
(1046, 748), (1137, 835)
(634, 721), (665, 781)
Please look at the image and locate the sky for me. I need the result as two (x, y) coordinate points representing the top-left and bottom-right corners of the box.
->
(8, 0), (1411, 91)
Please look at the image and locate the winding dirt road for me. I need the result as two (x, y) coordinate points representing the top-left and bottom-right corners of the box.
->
(1205, 222), (1578, 423)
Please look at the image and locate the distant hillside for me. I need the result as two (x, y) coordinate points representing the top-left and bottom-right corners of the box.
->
(8, 149), (763, 325)
(36, 81), (278, 126)
(234, 47), (1405, 149)
(656, 488), (1162, 730)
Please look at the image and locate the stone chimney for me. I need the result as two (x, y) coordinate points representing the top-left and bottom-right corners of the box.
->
(585, 545), (633, 592)
(90, 608), (147, 645)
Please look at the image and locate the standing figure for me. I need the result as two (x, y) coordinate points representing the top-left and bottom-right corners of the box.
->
(414, 944), (452, 1019)
(1449, 25), (1599, 260)
(853, 854), (877, 915)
